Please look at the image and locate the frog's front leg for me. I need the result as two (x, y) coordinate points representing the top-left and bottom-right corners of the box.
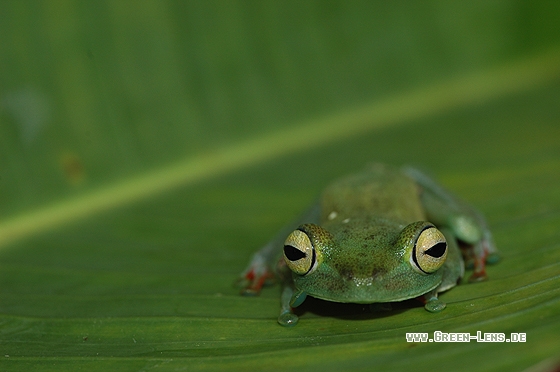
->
(276, 259), (307, 326)
(278, 286), (299, 326)
(420, 289), (447, 313)
(239, 249), (304, 326)
(404, 167), (499, 282)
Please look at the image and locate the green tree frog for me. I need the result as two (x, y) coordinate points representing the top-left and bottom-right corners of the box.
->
(239, 164), (498, 326)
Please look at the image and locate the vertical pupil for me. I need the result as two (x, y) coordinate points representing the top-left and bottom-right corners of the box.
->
(284, 245), (306, 261)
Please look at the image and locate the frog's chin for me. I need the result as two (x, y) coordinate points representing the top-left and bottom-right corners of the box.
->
(309, 290), (433, 304)
(300, 279), (442, 304)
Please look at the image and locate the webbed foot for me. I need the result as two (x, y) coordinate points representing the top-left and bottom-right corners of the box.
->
(467, 237), (499, 283)
(468, 271), (488, 282)
(419, 290), (447, 313)
(237, 265), (275, 296)
(278, 311), (299, 327)
(424, 297), (447, 312)
(277, 286), (303, 326)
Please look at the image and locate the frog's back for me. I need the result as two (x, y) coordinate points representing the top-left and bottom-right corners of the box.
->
(320, 164), (425, 223)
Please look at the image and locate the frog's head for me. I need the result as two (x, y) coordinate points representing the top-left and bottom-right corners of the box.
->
(282, 221), (448, 304)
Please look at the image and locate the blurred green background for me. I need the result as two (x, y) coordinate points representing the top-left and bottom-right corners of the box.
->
(1, 1), (559, 371)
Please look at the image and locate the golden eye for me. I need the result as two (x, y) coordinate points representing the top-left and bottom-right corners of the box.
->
(411, 226), (447, 274)
(283, 229), (317, 276)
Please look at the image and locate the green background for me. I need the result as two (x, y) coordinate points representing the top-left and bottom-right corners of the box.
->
(1, 1), (559, 371)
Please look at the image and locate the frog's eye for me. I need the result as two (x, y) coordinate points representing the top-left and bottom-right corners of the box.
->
(283, 229), (317, 276)
(411, 226), (447, 274)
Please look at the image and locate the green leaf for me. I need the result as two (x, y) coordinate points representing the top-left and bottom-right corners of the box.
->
(1, 1), (559, 371)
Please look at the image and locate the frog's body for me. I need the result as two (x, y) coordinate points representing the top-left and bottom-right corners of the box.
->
(240, 164), (498, 326)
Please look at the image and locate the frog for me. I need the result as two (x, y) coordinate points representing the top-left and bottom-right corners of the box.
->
(238, 164), (498, 326)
